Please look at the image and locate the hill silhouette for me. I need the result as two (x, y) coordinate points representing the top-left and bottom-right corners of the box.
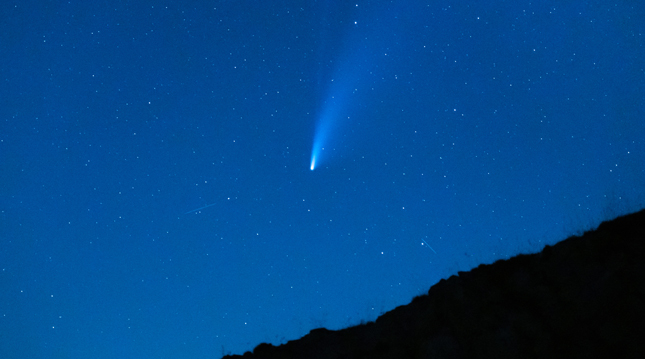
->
(224, 208), (645, 358)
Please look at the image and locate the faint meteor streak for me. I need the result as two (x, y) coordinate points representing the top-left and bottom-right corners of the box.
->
(184, 202), (217, 214)
(421, 239), (437, 254)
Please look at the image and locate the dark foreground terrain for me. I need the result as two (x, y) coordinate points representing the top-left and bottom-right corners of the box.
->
(225, 209), (645, 358)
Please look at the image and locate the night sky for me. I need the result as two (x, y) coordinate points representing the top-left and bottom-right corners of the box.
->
(1, 1), (644, 358)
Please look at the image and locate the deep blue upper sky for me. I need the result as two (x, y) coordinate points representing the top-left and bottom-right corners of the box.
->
(1, 1), (644, 357)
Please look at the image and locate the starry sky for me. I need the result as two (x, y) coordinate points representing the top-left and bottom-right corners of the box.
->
(1, 1), (644, 358)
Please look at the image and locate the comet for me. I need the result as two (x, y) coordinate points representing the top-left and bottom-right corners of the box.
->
(309, 109), (333, 171)
(309, 2), (394, 171)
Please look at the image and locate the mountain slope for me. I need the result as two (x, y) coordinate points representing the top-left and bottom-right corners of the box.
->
(225, 208), (645, 358)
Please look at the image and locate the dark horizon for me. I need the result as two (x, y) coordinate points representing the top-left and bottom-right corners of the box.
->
(224, 208), (645, 358)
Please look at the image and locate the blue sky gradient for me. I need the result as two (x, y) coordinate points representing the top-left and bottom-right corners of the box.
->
(1, 1), (644, 357)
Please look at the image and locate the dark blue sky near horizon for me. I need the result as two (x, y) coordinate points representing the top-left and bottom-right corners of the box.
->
(1, 1), (644, 357)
